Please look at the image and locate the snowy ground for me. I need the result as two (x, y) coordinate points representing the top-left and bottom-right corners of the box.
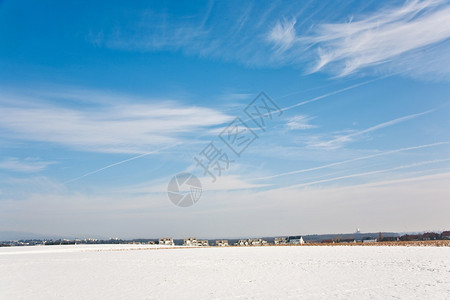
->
(1, 244), (449, 299)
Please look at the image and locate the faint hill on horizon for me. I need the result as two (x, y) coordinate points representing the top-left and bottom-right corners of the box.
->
(0, 231), (107, 241)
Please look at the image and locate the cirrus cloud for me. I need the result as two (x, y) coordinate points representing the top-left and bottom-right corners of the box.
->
(0, 89), (232, 154)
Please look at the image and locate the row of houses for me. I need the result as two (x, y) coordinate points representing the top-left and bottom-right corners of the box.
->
(235, 238), (268, 246)
(158, 236), (305, 246)
(159, 237), (211, 246)
(183, 237), (209, 246)
(273, 236), (305, 245)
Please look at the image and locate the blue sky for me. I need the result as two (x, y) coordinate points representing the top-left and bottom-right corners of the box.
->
(1, 0), (450, 239)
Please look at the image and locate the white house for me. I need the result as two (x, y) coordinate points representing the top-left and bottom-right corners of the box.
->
(197, 240), (209, 246)
(158, 238), (174, 246)
(236, 239), (249, 246)
(184, 238), (209, 246)
(183, 237), (198, 246)
(289, 236), (305, 245)
(274, 237), (287, 245)
(215, 240), (229, 246)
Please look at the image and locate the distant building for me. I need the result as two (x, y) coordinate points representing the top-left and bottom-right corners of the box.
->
(363, 239), (377, 243)
(288, 236), (304, 245)
(215, 240), (229, 246)
(236, 239), (249, 246)
(274, 237), (287, 245)
(158, 238), (174, 246)
(234, 239), (268, 246)
(184, 237), (198, 246)
(248, 238), (267, 246)
(183, 238), (208, 246)
(422, 232), (439, 240)
(197, 240), (209, 246)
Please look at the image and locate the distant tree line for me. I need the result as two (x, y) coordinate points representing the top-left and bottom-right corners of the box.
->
(399, 231), (450, 241)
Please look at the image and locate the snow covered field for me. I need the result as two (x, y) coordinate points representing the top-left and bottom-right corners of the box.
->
(1, 244), (449, 299)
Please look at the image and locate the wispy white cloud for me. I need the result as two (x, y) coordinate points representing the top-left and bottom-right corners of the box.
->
(217, 93), (253, 102)
(88, 3), (279, 66)
(0, 90), (232, 154)
(91, 1), (450, 79)
(285, 115), (316, 130)
(92, 6), (219, 56)
(199, 175), (268, 192)
(302, 0), (450, 76)
(0, 176), (66, 201)
(96, 6), (214, 52)
(230, 3), (253, 35)
(0, 158), (54, 173)
(112, 174), (267, 195)
(267, 18), (297, 53)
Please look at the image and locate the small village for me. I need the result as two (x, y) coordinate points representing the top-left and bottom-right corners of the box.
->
(2, 231), (450, 247)
(157, 236), (305, 246)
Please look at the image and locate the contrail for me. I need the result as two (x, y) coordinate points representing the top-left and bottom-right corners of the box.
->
(311, 108), (436, 149)
(240, 74), (395, 128)
(233, 75), (396, 135)
(255, 141), (450, 180)
(284, 157), (450, 189)
(278, 75), (392, 113)
(65, 143), (180, 184)
(338, 172), (450, 190)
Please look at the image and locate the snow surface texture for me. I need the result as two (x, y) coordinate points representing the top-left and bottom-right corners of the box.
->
(1, 244), (449, 299)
